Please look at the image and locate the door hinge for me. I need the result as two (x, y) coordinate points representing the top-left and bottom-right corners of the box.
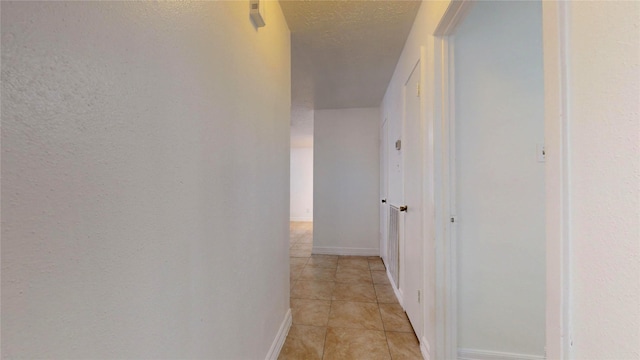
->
(416, 83), (420, 97)
(450, 216), (456, 223)
(417, 290), (421, 303)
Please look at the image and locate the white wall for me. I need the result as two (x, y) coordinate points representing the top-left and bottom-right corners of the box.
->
(454, 1), (545, 356)
(290, 147), (313, 221)
(564, 2), (639, 358)
(381, 1), (451, 355)
(313, 108), (380, 256)
(383, 0), (639, 358)
(1, 1), (291, 358)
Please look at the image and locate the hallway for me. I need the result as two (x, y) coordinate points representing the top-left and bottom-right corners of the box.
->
(2, 1), (637, 358)
(280, 222), (422, 360)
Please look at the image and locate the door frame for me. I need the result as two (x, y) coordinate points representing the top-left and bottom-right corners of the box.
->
(402, 56), (424, 339)
(541, 1), (572, 358)
(432, 1), (571, 359)
(380, 117), (389, 263)
(432, 2), (472, 358)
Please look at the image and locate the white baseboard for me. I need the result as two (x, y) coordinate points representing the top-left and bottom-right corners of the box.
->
(458, 348), (545, 360)
(290, 217), (313, 222)
(312, 246), (379, 256)
(265, 309), (292, 360)
(420, 336), (431, 360)
(386, 269), (403, 307)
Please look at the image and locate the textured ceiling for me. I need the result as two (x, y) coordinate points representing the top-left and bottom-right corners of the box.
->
(281, 0), (421, 146)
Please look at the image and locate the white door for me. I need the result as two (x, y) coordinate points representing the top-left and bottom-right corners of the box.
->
(403, 61), (423, 337)
(453, 1), (546, 355)
(380, 119), (389, 261)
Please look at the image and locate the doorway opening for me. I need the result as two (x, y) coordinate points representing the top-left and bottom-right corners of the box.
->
(289, 144), (314, 258)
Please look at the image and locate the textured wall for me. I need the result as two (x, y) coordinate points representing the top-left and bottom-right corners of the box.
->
(1, 1), (291, 358)
(566, 1), (640, 358)
(314, 108), (380, 255)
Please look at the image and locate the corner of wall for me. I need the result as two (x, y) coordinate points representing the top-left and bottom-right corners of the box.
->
(264, 309), (292, 360)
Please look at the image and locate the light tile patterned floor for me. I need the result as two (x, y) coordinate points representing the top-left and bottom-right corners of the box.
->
(281, 222), (422, 360)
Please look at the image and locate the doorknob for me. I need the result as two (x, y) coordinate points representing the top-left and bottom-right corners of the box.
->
(381, 199), (387, 203)
(400, 205), (408, 212)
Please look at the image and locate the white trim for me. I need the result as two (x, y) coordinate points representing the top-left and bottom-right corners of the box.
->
(311, 246), (379, 257)
(433, 2), (473, 359)
(387, 268), (404, 307)
(420, 336), (431, 360)
(264, 309), (292, 360)
(401, 54), (425, 340)
(445, 34), (460, 360)
(542, 1), (571, 358)
(380, 116), (390, 264)
(458, 348), (545, 360)
(434, 0), (473, 36)
(434, 34), (451, 360)
(420, 44), (432, 352)
(289, 217), (312, 222)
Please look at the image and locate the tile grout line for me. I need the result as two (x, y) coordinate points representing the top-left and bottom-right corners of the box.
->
(372, 263), (395, 360)
(321, 234), (331, 360)
(288, 226), (403, 359)
(322, 294), (333, 359)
